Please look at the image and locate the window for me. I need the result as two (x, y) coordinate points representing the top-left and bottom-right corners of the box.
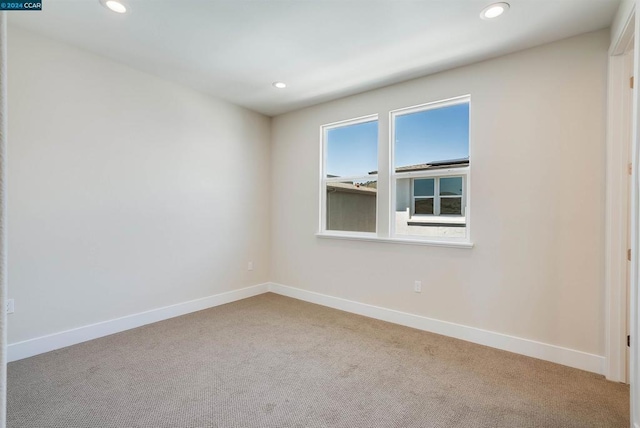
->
(320, 116), (378, 234)
(392, 97), (469, 240)
(318, 95), (471, 246)
(413, 176), (465, 216)
(413, 178), (435, 214)
(438, 177), (464, 215)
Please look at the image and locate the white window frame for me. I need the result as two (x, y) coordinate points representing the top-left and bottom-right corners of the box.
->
(389, 95), (471, 244)
(319, 114), (379, 238)
(316, 95), (472, 248)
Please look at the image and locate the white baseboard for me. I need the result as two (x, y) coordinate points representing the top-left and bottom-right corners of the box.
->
(268, 282), (605, 375)
(8, 283), (269, 362)
(9, 281), (606, 376)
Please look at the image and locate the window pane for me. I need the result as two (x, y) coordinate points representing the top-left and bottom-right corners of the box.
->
(392, 99), (468, 240)
(440, 177), (463, 196)
(394, 102), (469, 170)
(440, 197), (462, 215)
(326, 180), (377, 233)
(414, 179), (434, 197)
(414, 198), (434, 215)
(326, 120), (378, 178)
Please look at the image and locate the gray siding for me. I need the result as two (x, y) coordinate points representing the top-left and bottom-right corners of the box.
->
(327, 189), (376, 232)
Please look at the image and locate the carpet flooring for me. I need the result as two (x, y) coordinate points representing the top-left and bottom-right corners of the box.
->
(7, 293), (630, 427)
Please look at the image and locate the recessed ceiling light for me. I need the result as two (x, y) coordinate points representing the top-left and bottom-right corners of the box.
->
(101, 0), (127, 14)
(480, 2), (509, 20)
(273, 82), (287, 89)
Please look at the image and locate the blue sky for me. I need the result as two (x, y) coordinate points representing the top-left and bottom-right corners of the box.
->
(325, 103), (469, 177)
(395, 103), (469, 168)
(326, 120), (378, 177)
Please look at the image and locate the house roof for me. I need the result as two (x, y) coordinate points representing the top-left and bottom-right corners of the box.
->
(327, 182), (377, 195)
(368, 157), (469, 175)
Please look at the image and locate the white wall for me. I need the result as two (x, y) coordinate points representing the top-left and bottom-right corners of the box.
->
(271, 30), (609, 357)
(7, 26), (271, 344)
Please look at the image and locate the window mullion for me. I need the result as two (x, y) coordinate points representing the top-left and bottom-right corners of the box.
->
(462, 176), (466, 217)
(435, 178), (441, 216)
(409, 178), (413, 215)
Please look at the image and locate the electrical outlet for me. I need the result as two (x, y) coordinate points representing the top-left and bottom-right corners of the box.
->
(414, 280), (422, 293)
(6, 299), (14, 314)
(248, 261), (254, 271)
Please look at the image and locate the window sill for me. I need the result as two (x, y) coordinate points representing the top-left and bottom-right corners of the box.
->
(315, 232), (474, 249)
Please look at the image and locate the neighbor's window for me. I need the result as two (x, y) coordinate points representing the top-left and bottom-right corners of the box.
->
(413, 176), (464, 216)
(392, 96), (469, 240)
(320, 116), (378, 234)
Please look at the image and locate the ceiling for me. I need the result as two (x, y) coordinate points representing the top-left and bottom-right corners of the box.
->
(9, 0), (620, 116)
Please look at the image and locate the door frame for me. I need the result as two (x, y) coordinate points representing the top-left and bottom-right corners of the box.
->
(606, 4), (634, 384)
(607, 2), (639, 426)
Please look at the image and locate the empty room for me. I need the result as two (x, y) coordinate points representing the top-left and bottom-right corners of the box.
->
(0, 0), (638, 427)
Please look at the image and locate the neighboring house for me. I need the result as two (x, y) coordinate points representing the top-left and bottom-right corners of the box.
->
(327, 182), (377, 233)
(390, 158), (468, 214)
(327, 158), (468, 236)
(393, 158), (468, 237)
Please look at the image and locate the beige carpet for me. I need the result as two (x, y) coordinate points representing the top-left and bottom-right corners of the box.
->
(8, 293), (629, 427)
